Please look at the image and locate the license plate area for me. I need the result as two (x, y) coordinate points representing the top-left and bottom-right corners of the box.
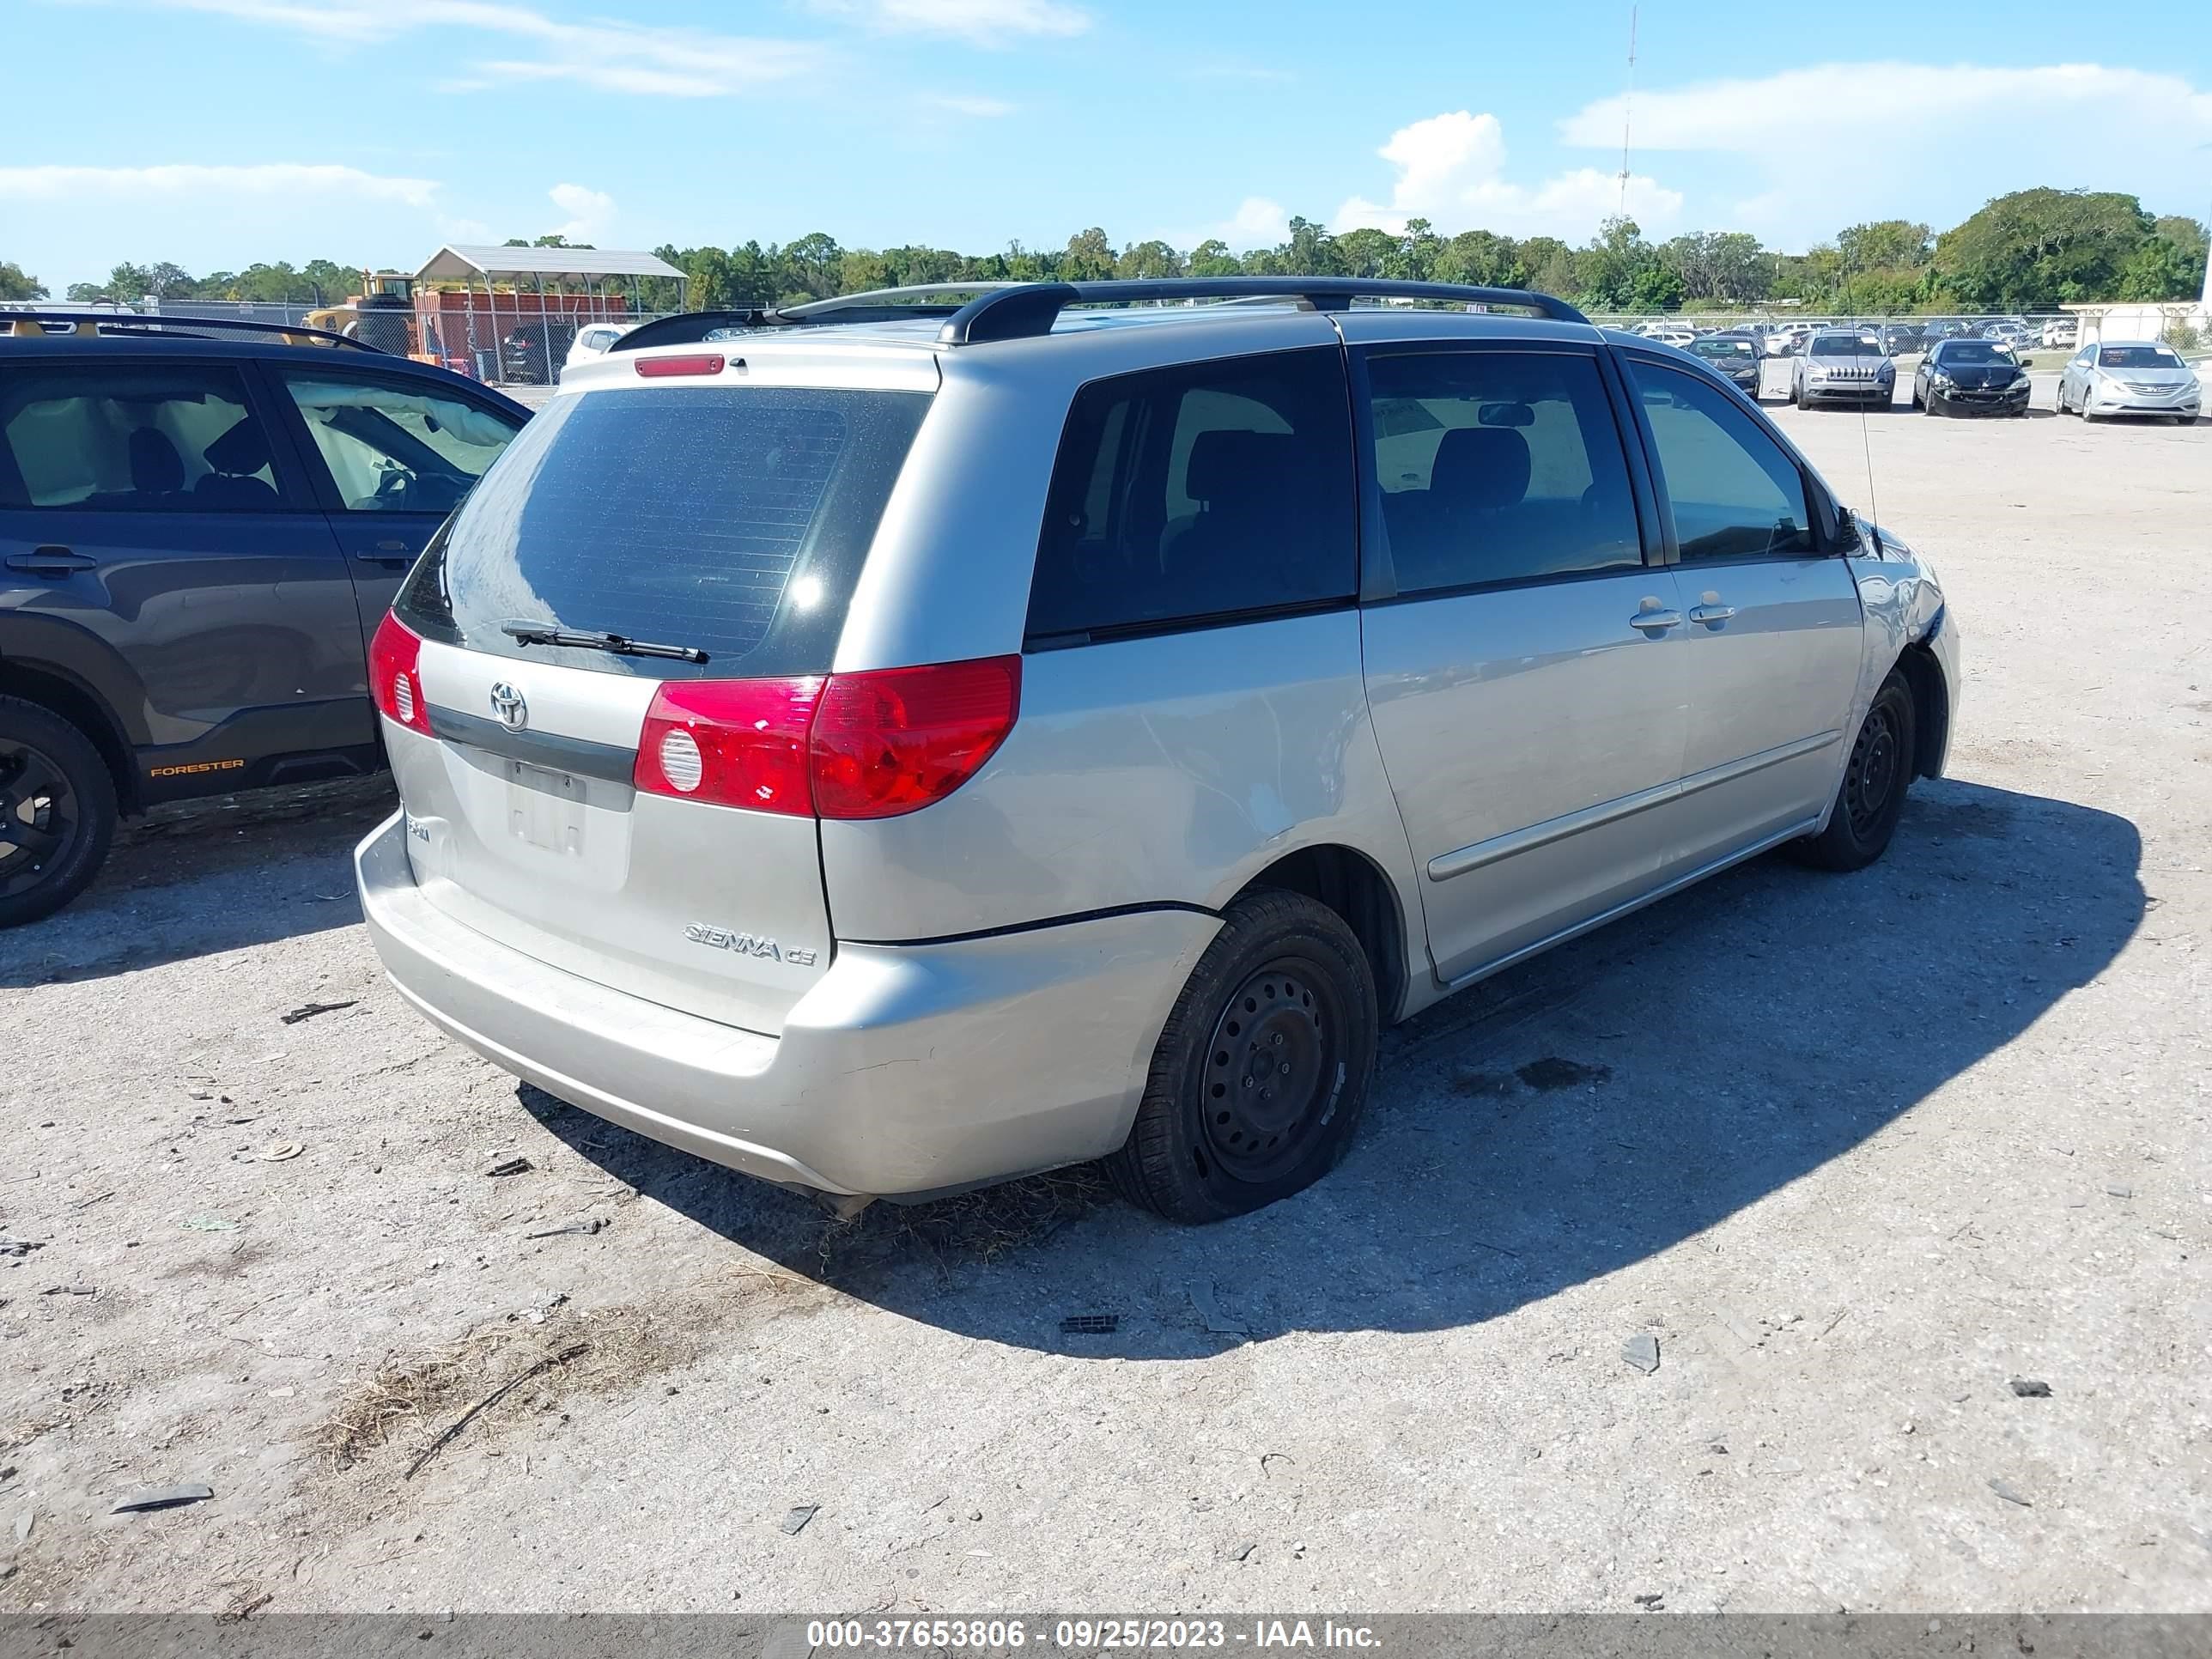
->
(506, 761), (585, 855)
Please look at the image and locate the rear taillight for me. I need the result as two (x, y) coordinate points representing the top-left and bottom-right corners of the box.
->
(370, 612), (429, 734)
(631, 656), (1020, 820)
(635, 354), (725, 378)
(810, 656), (1022, 820)
(635, 677), (824, 816)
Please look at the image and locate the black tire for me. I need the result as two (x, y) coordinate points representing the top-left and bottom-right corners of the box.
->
(1790, 669), (1917, 872)
(0, 695), (118, 927)
(1109, 890), (1378, 1223)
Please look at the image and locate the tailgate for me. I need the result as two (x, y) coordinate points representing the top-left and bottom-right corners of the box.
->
(380, 373), (936, 1037)
(394, 643), (831, 1036)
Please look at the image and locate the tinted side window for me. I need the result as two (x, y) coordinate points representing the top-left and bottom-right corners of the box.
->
(1027, 347), (1356, 641)
(0, 364), (279, 510)
(1632, 361), (1815, 561)
(277, 373), (519, 515)
(1364, 349), (1642, 593)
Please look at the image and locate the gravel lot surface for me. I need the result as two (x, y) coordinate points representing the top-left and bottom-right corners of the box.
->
(3, 386), (2208, 1617)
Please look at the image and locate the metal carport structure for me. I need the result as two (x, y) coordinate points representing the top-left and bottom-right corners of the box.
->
(412, 244), (686, 386)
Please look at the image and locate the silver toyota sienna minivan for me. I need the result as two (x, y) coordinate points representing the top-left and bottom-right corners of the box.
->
(356, 278), (1960, 1223)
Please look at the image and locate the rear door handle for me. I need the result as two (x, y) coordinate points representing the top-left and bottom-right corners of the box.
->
(5, 545), (95, 577)
(1689, 603), (1737, 627)
(1629, 608), (1683, 635)
(356, 539), (415, 568)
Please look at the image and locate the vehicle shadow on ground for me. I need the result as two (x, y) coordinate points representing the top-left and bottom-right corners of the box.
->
(534, 777), (2142, 1358)
(0, 775), (393, 988)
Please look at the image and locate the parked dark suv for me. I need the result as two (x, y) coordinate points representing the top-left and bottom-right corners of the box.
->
(0, 313), (529, 924)
(500, 321), (579, 386)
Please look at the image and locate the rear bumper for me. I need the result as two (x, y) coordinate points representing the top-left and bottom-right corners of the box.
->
(356, 811), (1219, 1196)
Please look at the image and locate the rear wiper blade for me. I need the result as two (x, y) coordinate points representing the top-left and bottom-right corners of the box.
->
(499, 621), (709, 664)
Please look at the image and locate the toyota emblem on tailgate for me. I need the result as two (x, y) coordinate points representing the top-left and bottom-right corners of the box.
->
(489, 682), (528, 731)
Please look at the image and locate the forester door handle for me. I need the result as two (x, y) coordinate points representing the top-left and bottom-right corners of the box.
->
(6, 546), (94, 577)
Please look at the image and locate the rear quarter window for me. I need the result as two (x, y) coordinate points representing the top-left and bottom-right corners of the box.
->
(1026, 347), (1357, 643)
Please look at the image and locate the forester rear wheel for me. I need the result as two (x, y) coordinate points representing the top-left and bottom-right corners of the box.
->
(0, 696), (118, 928)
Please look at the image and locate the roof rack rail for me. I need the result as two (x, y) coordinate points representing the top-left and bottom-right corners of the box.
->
(602, 278), (1589, 355)
(936, 278), (1592, 345)
(0, 309), (380, 351)
(607, 309), (777, 351)
(782, 281), (1021, 319)
(609, 285), (1024, 353)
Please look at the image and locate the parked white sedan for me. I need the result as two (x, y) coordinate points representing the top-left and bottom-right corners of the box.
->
(2056, 341), (2203, 424)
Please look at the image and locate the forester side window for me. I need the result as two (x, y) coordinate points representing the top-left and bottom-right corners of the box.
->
(1364, 349), (1643, 594)
(1027, 347), (1357, 642)
(0, 365), (279, 510)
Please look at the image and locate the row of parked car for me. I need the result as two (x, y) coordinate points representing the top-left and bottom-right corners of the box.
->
(1671, 324), (2201, 422)
(1630, 316), (2080, 359)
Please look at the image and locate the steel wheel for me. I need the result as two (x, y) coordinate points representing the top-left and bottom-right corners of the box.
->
(0, 737), (79, 903)
(1842, 696), (1905, 841)
(1790, 670), (1917, 873)
(1199, 959), (1341, 1184)
(1111, 890), (1378, 1222)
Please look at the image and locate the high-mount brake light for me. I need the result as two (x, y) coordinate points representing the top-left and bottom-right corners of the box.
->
(631, 656), (1022, 820)
(635, 354), (725, 378)
(369, 612), (429, 735)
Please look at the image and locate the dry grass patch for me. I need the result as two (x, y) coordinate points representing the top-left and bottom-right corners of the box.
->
(816, 1164), (1112, 1280)
(317, 1303), (693, 1474)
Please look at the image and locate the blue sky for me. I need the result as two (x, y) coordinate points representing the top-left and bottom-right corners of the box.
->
(8, 0), (2212, 290)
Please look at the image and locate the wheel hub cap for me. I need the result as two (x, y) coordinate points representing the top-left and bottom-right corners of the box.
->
(0, 740), (76, 901)
(1846, 707), (1900, 836)
(1201, 963), (1332, 1182)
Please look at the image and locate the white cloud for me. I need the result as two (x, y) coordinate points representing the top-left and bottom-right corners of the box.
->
(921, 93), (1018, 117)
(1151, 197), (1290, 256)
(1331, 110), (1683, 240)
(1224, 197), (1290, 245)
(817, 0), (1089, 43)
(547, 183), (616, 243)
(1559, 61), (2212, 246)
(146, 0), (828, 97)
(0, 161), (439, 208)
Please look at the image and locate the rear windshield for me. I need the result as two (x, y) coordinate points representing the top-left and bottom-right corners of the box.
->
(394, 385), (930, 679)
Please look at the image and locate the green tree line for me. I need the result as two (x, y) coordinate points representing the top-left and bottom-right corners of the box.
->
(648, 191), (2203, 316)
(11, 188), (2205, 318)
(0, 258), (372, 306)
